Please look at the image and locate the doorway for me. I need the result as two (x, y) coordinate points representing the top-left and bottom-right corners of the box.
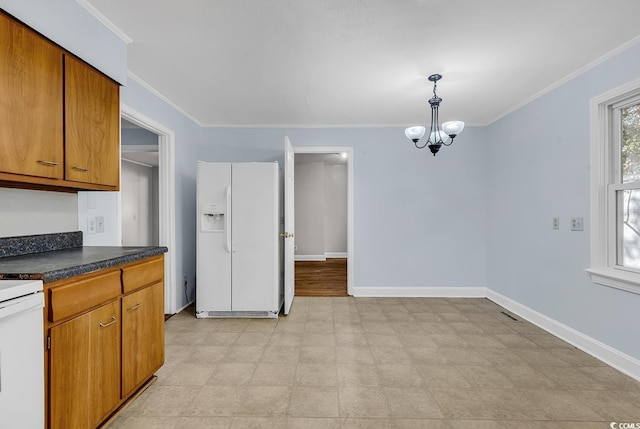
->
(120, 120), (159, 246)
(293, 147), (354, 297)
(120, 105), (177, 314)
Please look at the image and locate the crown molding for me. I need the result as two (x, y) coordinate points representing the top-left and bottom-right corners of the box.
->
(74, 0), (132, 44)
(486, 35), (640, 126)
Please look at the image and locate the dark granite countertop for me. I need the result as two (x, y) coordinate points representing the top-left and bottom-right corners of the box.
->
(0, 231), (167, 282)
(0, 246), (167, 283)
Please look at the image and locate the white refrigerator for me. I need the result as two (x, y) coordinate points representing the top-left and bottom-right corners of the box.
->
(196, 161), (283, 318)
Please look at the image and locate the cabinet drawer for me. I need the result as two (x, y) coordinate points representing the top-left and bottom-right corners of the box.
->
(122, 256), (164, 294)
(49, 270), (121, 322)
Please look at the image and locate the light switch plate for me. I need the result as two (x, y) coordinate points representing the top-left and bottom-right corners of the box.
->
(87, 217), (96, 234)
(571, 217), (584, 231)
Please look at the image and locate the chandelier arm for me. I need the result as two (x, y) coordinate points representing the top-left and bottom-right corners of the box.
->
(414, 139), (429, 149)
(442, 136), (455, 146)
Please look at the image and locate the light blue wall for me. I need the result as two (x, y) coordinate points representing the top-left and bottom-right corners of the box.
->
(121, 79), (202, 308)
(122, 128), (159, 146)
(486, 42), (640, 360)
(200, 126), (489, 289)
(0, 0), (127, 84)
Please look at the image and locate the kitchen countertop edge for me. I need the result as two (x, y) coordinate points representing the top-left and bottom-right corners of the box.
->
(0, 246), (168, 283)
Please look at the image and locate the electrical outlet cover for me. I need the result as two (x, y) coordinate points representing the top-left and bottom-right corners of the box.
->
(96, 216), (104, 233)
(571, 217), (584, 231)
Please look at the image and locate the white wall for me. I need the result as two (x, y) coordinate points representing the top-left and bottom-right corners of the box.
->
(0, 189), (77, 237)
(121, 160), (156, 246)
(324, 164), (347, 255)
(295, 162), (326, 257)
(77, 192), (119, 246)
(294, 161), (348, 258)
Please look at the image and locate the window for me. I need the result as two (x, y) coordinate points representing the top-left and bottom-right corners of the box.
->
(588, 79), (640, 293)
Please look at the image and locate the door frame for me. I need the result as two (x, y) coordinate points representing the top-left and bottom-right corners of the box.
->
(121, 104), (177, 314)
(293, 146), (354, 296)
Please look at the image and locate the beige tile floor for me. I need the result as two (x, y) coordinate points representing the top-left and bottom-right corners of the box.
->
(108, 297), (640, 428)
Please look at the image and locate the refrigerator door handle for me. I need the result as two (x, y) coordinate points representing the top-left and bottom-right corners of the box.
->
(225, 185), (231, 253)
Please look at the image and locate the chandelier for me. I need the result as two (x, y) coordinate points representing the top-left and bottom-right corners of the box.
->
(404, 74), (465, 156)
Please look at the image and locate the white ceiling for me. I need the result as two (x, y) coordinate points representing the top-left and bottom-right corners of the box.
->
(296, 153), (349, 166)
(85, 0), (640, 127)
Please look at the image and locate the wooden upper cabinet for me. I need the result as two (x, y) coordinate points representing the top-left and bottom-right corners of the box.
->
(64, 55), (120, 188)
(0, 12), (63, 179)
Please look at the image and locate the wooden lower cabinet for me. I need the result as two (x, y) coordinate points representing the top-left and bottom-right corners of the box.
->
(49, 300), (121, 429)
(122, 281), (165, 397)
(46, 255), (165, 429)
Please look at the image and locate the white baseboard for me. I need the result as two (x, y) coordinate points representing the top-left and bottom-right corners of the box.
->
(174, 300), (194, 315)
(325, 252), (348, 258)
(352, 286), (487, 298)
(486, 288), (640, 382)
(295, 254), (326, 261)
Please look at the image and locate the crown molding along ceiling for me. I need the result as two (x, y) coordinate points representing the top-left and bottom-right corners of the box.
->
(80, 0), (640, 128)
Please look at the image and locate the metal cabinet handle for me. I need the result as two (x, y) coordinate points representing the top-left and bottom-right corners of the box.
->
(37, 160), (59, 166)
(127, 303), (142, 312)
(72, 166), (89, 172)
(99, 316), (117, 328)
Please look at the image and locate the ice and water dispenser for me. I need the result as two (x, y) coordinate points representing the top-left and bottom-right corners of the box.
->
(200, 203), (225, 232)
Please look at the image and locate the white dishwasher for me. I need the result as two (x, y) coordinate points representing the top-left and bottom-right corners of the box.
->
(0, 280), (44, 429)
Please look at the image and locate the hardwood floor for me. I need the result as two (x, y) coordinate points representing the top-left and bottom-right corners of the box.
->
(295, 258), (347, 297)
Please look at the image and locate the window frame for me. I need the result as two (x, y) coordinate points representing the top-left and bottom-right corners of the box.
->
(588, 78), (640, 294)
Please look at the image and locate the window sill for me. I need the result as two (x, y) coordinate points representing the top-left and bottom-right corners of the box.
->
(586, 267), (640, 295)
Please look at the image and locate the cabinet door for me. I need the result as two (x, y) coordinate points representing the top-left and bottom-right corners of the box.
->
(49, 301), (121, 429)
(49, 312), (90, 429)
(0, 12), (63, 179)
(64, 55), (120, 187)
(122, 282), (165, 397)
(89, 301), (121, 427)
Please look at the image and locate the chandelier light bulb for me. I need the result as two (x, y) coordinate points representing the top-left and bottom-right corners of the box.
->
(404, 126), (426, 142)
(430, 130), (449, 144)
(442, 121), (465, 137)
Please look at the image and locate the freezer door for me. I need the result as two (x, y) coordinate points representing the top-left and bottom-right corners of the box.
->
(231, 163), (280, 312)
(196, 162), (232, 312)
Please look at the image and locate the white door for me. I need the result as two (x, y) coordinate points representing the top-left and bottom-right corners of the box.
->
(283, 137), (295, 314)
